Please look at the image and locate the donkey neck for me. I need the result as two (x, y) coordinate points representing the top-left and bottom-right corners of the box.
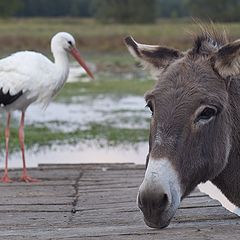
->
(211, 79), (240, 207)
(212, 149), (240, 207)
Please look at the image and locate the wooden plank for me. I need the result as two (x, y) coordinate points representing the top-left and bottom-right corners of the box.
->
(1, 220), (240, 239)
(0, 185), (75, 197)
(186, 191), (208, 198)
(76, 188), (138, 206)
(79, 176), (142, 183)
(0, 163), (238, 240)
(0, 196), (72, 205)
(78, 185), (139, 194)
(75, 195), (221, 212)
(0, 212), (72, 230)
(174, 206), (238, 222)
(0, 204), (71, 212)
(180, 196), (221, 208)
(80, 169), (144, 178)
(76, 188), (210, 209)
(0, 169), (82, 181)
(38, 163), (142, 170)
(71, 205), (238, 229)
(0, 180), (74, 187)
(78, 180), (141, 190)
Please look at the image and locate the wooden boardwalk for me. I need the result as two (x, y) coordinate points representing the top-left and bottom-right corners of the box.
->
(0, 163), (239, 240)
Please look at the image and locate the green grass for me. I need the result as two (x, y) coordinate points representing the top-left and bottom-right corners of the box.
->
(1, 17), (238, 151)
(0, 72), (152, 152)
(55, 77), (156, 102)
(87, 52), (135, 68)
(1, 124), (149, 152)
(0, 18), (239, 54)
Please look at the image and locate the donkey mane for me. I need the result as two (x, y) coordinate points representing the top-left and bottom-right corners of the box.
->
(191, 25), (229, 55)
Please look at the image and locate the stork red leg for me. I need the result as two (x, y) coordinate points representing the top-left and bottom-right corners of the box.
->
(19, 111), (38, 182)
(1, 113), (12, 183)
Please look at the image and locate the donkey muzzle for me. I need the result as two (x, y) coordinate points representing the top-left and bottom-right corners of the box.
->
(137, 158), (181, 228)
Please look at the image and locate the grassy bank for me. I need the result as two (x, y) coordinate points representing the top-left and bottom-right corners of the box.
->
(2, 124), (149, 152)
(1, 18), (239, 153)
(0, 76), (153, 152)
(0, 18), (239, 55)
(56, 77), (155, 102)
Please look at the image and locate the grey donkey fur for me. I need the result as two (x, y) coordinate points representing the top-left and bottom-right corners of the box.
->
(125, 26), (240, 228)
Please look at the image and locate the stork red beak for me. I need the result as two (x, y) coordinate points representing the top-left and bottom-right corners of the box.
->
(70, 48), (94, 79)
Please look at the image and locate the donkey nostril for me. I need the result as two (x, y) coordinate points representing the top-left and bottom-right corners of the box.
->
(159, 194), (168, 211)
(138, 191), (169, 212)
(151, 193), (168, 210)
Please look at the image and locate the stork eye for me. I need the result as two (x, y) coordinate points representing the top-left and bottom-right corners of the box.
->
(146, 101), (154, 113)
(195, 106), (218, 124)
(68, 41), (73, 46)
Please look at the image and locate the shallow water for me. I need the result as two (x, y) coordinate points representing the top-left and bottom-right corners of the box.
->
(11, 64), (149, 131)
(3, 63), (150, 168)
(3, 141), (148, 169)
(12, 95), (149, 132)
(2, 65), (239, 218)
(67, 62), (97, 83)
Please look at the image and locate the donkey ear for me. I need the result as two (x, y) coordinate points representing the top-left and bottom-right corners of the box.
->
(124, 36), (183, 79)
(213, 40), (240, 78)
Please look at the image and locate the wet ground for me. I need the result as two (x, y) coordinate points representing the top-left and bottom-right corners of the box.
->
(0, 63), (150, 168)
(7, 141), (148, 168)
(1, 63), (239, 217)
(17, 95), (149, 132)
(7, 94), (149, 168)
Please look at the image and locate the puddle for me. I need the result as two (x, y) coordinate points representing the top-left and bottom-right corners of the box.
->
(2, 64), (239, 218)
(5, 64), (150, 169)
(12, 95), (150, 132)
(2, 141), (148, 169)
(67, 62), (97, 82)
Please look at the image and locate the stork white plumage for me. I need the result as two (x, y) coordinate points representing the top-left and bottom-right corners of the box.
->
(0, 32), (94, 183)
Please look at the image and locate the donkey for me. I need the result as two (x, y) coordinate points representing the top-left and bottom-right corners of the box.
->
(124, 27), (240, 229)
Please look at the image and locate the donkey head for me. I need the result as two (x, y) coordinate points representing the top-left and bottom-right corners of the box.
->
(125, 29), (240, 228)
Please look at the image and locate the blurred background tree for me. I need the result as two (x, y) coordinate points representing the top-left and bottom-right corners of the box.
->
(92, 0), (156, 23)
(17, 0), (91, 17)
(0, 0), (23, 17)
(0, 0), (240, 158)
(185, 0), (240, 22)
(0, 0), (240, 22)
(156, 0), (188, 18)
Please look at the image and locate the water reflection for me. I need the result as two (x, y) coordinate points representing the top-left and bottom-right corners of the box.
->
(12, 95), (149, 132)
(3, 141), (148, 169)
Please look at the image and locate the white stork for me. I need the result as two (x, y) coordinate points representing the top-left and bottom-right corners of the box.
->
(0, 32), (94, 183)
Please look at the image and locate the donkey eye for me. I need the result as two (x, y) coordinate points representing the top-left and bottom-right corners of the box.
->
(195, 106), (218, 124)
(146, 101), (154, 113)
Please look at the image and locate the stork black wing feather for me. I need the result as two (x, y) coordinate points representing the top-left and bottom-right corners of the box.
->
(0, 88), (23, 106)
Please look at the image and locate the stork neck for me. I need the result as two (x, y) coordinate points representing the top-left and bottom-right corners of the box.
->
(49, 50), (70, 98)
(52, 50), (70, 87)
(53, 50), (70, 69)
